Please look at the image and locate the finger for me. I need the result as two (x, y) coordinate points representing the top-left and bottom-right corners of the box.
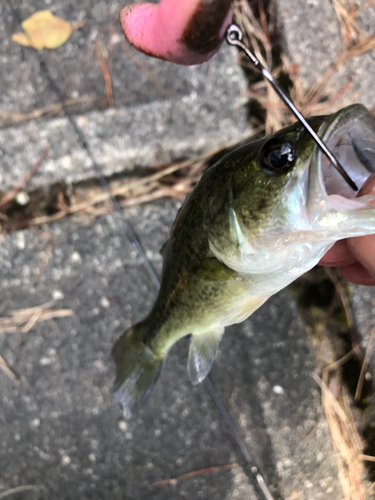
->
(347, 233), (375, 281)
(346, 173), (375, 280)
(319, 240), (357, 267)
(119, 0), (232, 65)
(339, 261), (375, 286)
(357, 172), (375, 197)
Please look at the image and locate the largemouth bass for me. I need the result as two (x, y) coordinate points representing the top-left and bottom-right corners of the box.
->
(112, 104), (375, 418)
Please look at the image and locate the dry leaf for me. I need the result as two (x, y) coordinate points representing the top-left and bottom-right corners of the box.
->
(11, 10), (84, 50)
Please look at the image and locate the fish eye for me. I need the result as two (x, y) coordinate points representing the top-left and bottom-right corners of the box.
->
(260, 139), (295, 172)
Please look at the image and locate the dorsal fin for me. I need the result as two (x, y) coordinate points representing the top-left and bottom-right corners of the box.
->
(187, 328), (224, 384)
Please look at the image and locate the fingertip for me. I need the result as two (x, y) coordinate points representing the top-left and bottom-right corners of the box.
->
(119, 5), (131, 22)
(119, 4), (135, 37)
(357, 172), (375, 196)
(119, 3), (156, 47)
(118, 0), (232, 65)
(339, 261), (375, 286)
(319, 240), (357, 267)
(347, 233), (375, 280)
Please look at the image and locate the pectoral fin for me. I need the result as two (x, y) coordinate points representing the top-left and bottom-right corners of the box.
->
(187, 328), (224, 385)
(221, 295), (270, 326)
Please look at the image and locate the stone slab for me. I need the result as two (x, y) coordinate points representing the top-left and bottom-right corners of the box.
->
(2, 0), (232, 116)
(276, 0), (375, 109)
(0, 54), (250, 193)
(0, 0), (252, 193)
(0, 201), (342, 499)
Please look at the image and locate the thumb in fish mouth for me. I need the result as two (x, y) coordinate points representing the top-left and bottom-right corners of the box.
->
(343, 173), (375, 285)
(119, 0), (233, 65)
(319, 173), (375, 285)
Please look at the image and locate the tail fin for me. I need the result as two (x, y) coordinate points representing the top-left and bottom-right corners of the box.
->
(111, 324), (163, 419)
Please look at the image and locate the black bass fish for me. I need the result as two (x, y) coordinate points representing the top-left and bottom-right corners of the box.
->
(112, 104), (375, 418)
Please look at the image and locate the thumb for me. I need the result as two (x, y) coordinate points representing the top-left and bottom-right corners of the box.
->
(119, 0), (233, 65)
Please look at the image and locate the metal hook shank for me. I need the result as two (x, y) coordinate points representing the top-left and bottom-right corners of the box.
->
(226, 24), (358, 191)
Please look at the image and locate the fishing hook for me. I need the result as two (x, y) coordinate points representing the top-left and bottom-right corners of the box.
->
(226, 24), (359, 192)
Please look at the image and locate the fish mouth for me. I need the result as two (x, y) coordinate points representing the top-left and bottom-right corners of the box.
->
(308, 104), (375, 214)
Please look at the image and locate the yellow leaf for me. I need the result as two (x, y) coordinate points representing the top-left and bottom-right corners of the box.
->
(11, 33), (32, 47)
(11, 10), (83, 50)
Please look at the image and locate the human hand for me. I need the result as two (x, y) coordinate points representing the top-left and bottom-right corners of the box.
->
(319, 173), (375, 286)
(119, 0), (232, 65)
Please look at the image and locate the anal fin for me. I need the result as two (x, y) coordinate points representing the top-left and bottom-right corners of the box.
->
(188, 328), (224, 385)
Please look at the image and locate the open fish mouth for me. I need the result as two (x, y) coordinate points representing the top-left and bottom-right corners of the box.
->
(309, 104), (375, 213)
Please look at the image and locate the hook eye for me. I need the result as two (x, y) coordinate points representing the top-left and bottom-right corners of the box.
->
(226, 25), (243, 44)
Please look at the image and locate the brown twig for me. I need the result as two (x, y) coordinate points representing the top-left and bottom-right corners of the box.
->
(302, 29), (375, 114)
(354, 328), (375, 403)
(0, 355), (18, 382)
(325, 349), (356, 373)
(313, 372), (365, 500)
(332, 0), (362, 48)
(303, 78), (353, 117)
(28, 158), (204, 225)
(343, 34), (375, 60)
(365, 481), (375, 500)
(235, 0), (283, 134)
(0, 96), (96, 125)
(27, 136), (253, 227)
(0, 486), (42, 499)
(324, 268), (363, 362)
(149, 463), (239, 491)
(313, 325), (371, 500)
(94, 40), (114, 107)
(0, 147), (49, 208)
(107, 26), (116, 80)
(0, 302), (74, 335)
(234, 0), (375, 138)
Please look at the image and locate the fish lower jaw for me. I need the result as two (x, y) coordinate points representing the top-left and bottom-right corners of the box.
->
(326, 193), (375, 212)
